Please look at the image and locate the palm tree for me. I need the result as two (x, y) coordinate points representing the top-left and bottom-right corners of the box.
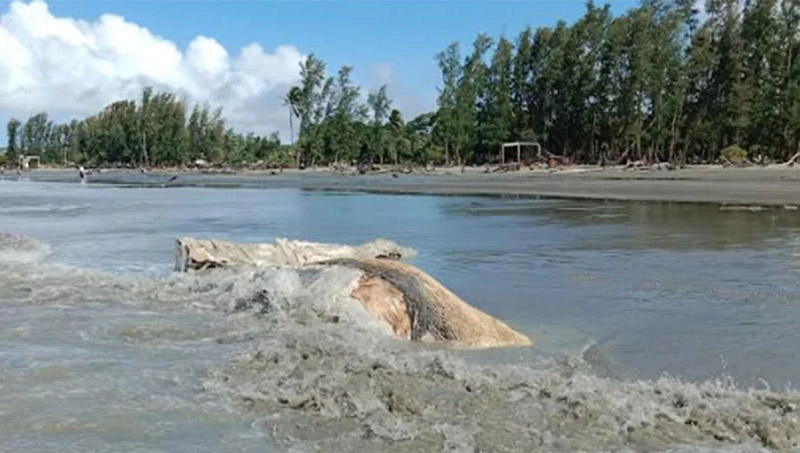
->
(283, 86), (302, 144)
(389, 109), (404, 165)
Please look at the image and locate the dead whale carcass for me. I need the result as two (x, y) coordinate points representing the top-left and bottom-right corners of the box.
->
(325, 258), (531, 348)
(175, 237), (415, 271)
(175, 237), (531, 348)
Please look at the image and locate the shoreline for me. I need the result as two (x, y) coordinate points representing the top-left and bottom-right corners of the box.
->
(5, 165), (800, 206)
(302, 167), (800, 206)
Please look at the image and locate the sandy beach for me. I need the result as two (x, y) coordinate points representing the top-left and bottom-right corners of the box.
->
(7, 165), (800, 206)
(294, 165), (800, 206)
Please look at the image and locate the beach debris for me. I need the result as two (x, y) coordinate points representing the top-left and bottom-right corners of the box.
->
(175, 237), (530, 348)
(623, 160), (673, 171)
(719, 205), (764, 212)
(490, 163), (521, 173)
(785, 151), (800, 167)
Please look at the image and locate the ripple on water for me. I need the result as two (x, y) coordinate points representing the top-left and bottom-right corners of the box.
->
(2, 186), (800, 452)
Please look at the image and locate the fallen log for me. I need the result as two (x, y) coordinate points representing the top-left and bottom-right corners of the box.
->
(785, 151), (800, 167)
(175, 237), (531, 349)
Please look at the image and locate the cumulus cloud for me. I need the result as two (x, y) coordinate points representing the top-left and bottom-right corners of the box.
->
(0, 0), (304, 139)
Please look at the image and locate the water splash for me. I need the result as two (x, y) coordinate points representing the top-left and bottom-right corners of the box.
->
(2, 233), (798, 452)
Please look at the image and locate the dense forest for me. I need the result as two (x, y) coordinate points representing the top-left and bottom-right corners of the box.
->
(3, 88), (286, 168)
(290, 0), (800, 167)
(6, 0), (800, 168)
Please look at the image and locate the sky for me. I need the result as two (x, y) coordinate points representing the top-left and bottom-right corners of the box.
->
(0, 0), (641, 144)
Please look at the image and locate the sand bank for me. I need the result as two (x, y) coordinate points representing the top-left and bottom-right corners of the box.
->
(6, 165), (800, 206)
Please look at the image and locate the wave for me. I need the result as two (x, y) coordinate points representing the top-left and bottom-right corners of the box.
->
(0, 203), (89, 215)
(0, 232), (52, 265)
(1, 233), (798, 452)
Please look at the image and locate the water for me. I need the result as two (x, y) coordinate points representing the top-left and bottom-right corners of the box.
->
(2, 177), (800, 451)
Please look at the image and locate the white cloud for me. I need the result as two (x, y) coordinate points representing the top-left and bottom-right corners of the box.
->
(0, 0), (305, 140)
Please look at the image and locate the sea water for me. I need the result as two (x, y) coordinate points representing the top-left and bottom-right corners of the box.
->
(1, 177), (799, 451)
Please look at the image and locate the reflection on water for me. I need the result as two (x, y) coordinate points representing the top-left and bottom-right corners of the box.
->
(2, 180), (799, 386)
(451, 198), (800, 251)
(444, 198), (800, 386)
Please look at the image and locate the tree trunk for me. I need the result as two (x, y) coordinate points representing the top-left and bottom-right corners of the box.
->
(289, 112), (294, 144)
(668, 107), (680, 164)
(786, 150), (800, 166)
(636, 132), (642, 161)
(614, 147), (631, 166)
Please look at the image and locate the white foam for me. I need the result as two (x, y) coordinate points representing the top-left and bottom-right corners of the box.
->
(2, 233), (799, 452)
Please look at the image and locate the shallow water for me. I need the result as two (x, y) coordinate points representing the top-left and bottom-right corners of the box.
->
(2, 177), (800, 451)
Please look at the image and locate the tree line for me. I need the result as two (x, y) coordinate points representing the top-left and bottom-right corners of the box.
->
(284, 61), (437, 168)
(288, 0), (800, 167)
(7, 0), (800, 168)
(4, 87), (286, 167)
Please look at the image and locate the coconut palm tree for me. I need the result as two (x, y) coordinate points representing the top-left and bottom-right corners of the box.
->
(283, 86), (302, 144)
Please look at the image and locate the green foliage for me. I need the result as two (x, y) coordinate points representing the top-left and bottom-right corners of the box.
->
(721, 144), (748, 164)
(188, 105), (225, 163)
(6, 118), (20, 160)
(367, 85), (392, 163)
(8, 87), (283, 167)
(479, 36), (514, 161)
(286, 54), (443, 167)
(17, 0), (800, 169)
(421, 0), (800, 165)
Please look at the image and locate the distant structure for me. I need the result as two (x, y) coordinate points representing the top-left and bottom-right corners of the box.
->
(18, 155), (40, 170)
(500, 142), (542, 164)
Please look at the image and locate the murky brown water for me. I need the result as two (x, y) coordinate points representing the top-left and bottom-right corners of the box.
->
(2, 177), (800, 451)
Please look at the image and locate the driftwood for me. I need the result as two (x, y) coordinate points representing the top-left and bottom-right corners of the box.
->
(175, 237), (531, 349)
(490, 163), (521, 173)
(613, 148), (632, 166)
(785, 151), (800, 167)
(649, 162), (673, 171)
(720, 155), (753, 167)
(624, 160), (673, 171)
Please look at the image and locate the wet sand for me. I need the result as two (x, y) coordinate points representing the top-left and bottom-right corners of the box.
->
(300, 166), (800, 206)
(7, 165), (800, 206)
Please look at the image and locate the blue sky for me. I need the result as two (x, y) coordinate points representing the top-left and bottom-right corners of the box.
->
(0, 0), (640, 142)
(47, 0), (638, 109)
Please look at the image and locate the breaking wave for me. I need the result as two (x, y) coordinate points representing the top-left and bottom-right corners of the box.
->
(1, 232), (798, 452)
